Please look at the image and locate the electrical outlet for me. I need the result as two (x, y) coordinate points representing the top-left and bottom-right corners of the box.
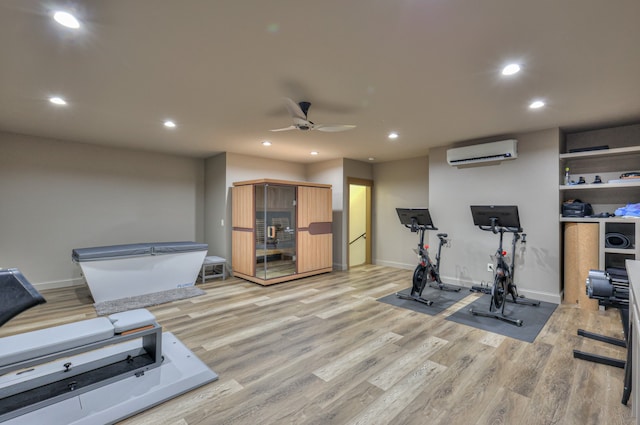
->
(487, 263), (494, 272)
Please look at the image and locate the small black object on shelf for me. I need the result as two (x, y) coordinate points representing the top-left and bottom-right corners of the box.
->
(568, 145), (609, 153)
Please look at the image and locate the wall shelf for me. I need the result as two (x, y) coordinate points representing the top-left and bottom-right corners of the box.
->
(559, 181), (640, 191)
(559, 216), (640, 223)
(559, 145), (640, 161)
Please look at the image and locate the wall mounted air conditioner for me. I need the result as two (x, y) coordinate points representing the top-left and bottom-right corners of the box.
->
(446, 139), (518, 166)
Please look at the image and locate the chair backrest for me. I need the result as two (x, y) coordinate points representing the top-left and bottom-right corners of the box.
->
(0, 268), (46, 328)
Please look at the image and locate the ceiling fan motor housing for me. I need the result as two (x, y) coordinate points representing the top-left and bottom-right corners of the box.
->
(298, 101), (312, 117)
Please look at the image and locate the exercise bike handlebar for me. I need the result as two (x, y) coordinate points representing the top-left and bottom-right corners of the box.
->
(477, 224), (522, 234)
(404, 223), (438, 232)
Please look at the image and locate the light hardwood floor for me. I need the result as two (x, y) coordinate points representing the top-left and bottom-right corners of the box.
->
(0, 265), (633, 425)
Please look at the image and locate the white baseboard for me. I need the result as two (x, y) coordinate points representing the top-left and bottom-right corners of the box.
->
(374, 259), (414, 270)
(333, 262), (347, 271)
(34, 277), (86, 291)
(439, 274), (561, 305)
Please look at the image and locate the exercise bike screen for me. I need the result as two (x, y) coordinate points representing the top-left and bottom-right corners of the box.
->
(470, 205), (520, 229)
(396, 208), (433, 226)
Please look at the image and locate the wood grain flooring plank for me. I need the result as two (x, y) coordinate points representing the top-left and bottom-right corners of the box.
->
(201, 315), (300, 351)
(428, 327), (486, 367)
(313, 331), (403, 381)
(470, 385), (531, 425)
(501, 340), (553, 398)
(315, 297), (371, 319)
(118, 378), (244, 425)
(293, 342), (405, 413)
(300, 285), (356, 303)
(254, 287), (322, 306)
(520, 331), (580, 425)
(345, 360), (447, 425)
(295, 380), (384, 425)
(350, 282), (403, 299)
(367, 335), (449, 390)
(478, 331), (506, 348)
(187, 295), (272, 319)
(394, 340), (496, 424)
(426, 350), (505, 425)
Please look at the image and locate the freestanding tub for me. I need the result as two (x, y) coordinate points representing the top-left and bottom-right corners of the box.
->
(72, 242), (208, 303)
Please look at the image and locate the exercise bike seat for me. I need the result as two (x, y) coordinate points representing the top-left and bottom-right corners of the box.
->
(437, 233), (448, 238)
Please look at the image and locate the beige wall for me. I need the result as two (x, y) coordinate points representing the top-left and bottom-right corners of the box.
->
(0, 132), (205, 289)
(225, 152), (306, 184)
(372, 156), (429, 269)
(429, 128), (561, 302)
(307, 159), (344, 270)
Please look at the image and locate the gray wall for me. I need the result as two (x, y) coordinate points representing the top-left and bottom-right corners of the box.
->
(372, 156), (429, 269)
(428, 128), (561, 302)
(204, 153), (227, 259)
(0, 132), (205, 289)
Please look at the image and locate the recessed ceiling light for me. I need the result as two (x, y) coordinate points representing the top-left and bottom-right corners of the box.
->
(529, 100), (545, 109)
(368, 157), (375, 161)
(501, 63), (521, 76)
(49, 96), (67, 105)
(310, 151), (319, 156)
(53, 11), (80, 29)
(388, 132), (398, 140)
(163, 120), (176, 128)
(262, 140), (272, 146)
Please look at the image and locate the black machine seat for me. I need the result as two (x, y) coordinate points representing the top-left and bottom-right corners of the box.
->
(0, 268), (46, 328)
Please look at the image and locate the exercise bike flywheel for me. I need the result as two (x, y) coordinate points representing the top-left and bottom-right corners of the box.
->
(491, 276), (506, 310)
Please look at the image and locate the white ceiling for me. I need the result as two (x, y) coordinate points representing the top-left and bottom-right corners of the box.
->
(1, 0), (639, 163)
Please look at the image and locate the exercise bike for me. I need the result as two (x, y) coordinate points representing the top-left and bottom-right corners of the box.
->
(469, 205), (540, 326)
(395, 208), (460, 306)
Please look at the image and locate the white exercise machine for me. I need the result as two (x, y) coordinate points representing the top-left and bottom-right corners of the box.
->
(0, 268), (218, 424)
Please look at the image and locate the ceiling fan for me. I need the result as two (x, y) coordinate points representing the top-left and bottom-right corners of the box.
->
(270, 98), (356, 132)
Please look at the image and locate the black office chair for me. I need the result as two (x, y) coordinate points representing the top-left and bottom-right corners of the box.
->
(0, 268), (46, 328)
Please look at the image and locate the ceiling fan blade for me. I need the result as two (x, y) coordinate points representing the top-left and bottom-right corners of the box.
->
(314, 124), (356, 132)
(270, 125), (297, 132)
(283, 98), (307, 120)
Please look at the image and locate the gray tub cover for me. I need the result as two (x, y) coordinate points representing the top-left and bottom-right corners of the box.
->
(72, 242), (208, 262)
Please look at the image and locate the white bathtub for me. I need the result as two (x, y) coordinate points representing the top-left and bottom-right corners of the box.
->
(72, 242), (208, 303)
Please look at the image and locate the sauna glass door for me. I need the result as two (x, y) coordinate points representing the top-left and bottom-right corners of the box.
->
(255, 184), (297, 280)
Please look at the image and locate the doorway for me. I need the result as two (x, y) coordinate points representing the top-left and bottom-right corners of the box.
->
(348, 178), (372, 268)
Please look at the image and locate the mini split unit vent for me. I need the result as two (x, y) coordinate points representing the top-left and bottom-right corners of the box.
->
(446, 139), (518, 166)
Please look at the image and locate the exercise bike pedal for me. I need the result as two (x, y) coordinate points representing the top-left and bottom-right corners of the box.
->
(507, 297), (540, 307)
(429, 282), (461, 292)
(470, 285), (492, 295)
